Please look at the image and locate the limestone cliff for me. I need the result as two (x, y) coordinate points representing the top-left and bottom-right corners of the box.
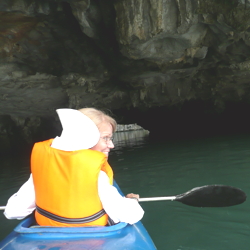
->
(1, 0), (250, 150)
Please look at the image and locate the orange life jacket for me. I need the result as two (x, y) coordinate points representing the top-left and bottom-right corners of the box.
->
(31, 139), (113, 227)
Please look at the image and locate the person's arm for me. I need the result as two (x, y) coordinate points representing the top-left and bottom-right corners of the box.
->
(98, 171), (144, 225)
(4, 174), (36, 220)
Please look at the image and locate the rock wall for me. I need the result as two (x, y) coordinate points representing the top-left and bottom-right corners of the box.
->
(1, 0), (250, 150)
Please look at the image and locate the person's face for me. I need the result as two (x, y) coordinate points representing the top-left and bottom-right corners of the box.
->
(90, 122), (114, 157)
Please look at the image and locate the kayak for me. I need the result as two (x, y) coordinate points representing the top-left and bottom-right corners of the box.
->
(0, 181), (157, 250)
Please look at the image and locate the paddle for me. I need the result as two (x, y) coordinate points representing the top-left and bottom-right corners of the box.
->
(0, 185), (246, 210)
(139, 185), (247, 207)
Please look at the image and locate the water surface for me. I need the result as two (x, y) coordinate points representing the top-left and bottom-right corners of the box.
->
(1, 130), (250, 250)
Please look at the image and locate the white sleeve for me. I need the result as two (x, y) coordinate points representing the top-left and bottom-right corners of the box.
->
(98, 171), (144, 225)
(4, 174), (36, 220)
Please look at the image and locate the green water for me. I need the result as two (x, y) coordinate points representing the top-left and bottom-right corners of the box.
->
(1, 131), (250, 250)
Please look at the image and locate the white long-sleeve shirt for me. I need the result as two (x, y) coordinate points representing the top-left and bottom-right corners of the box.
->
(4, 171), (144, 225)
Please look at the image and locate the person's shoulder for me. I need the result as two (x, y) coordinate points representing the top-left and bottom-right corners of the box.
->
(34, 138), (54, 146)
(85, 149), (106, 158)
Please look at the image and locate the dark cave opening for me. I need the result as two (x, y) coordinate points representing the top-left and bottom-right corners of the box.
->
(2, 101), (250, 156)
(113, 101), (250, 141)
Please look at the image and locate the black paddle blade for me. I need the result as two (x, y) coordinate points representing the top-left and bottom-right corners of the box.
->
(175, 185), (247, 207)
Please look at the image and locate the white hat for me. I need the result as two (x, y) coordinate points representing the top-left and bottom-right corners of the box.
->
(51, 108), (100, 151)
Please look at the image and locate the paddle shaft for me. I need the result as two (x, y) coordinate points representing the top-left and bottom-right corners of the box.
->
(139, 196), (176, 202)
(0, 206), (5, 210)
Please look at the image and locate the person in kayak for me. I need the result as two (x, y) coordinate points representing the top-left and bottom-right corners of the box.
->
(3, 108), (144, 226)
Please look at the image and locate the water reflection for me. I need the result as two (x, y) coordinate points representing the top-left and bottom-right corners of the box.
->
(113, 130), (150, 151)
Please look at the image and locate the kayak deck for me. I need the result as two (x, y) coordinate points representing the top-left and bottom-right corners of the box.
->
(0, 215), (156, 249)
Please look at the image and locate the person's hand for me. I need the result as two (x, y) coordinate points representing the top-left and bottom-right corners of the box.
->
(126, 193), (139, 201)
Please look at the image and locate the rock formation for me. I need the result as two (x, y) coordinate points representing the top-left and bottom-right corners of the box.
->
(1, 0), (250, 151)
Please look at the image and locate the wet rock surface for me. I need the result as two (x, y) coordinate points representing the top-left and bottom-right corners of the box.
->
(1, 0), (250, 150)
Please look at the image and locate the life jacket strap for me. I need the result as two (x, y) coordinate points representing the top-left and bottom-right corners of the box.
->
(36, 205), (106, 224)
(107, 216), (116, 226)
